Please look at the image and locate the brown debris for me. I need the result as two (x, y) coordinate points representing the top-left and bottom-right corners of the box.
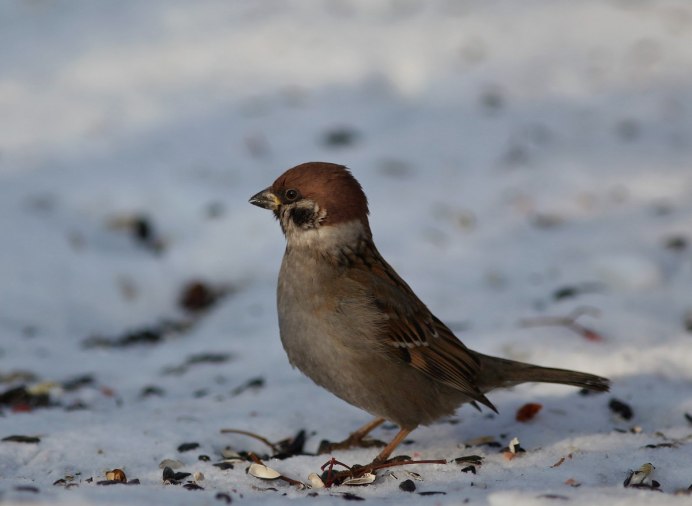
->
(516, 402), (543, 422)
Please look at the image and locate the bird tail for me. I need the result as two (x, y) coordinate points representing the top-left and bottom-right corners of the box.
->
(474, 352), (610, 393)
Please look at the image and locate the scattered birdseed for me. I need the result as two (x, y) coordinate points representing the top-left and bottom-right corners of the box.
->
(179, 281), (222, 313)
(106, 213), (165, 254)
(215, 492), (233, 503)
(340, 492), (365, 501)
(213, 462), (235, 470)
(198, 454), (211, 462)
(230, 377), (265, 396)
(178, 442), (200, 452)
(0, 385), (51, 411)
(162, 467), (176, 482)
(308, 473), (325, 489)
(183, 482), (204, 490)
(193, 471), (204, 481)
(405, 471), (423, 481)
(399, 479), (416, 492)
(159, 459), (183, 469)
(454, 455), (483, 466)
(105, 469), (126, 482)
(537, 494), (569, 500)
(460, 466), (476, 474)
(644, 443), (675, 449)
(140, 385), (166, 398)
(273, 429), (307, 459)
(322, 126), (360, 148)
(220, 447), (243, 460)
(508, 437), (524, 454)
(14, 485), (39, 493)
(609, 398), (634, 420)
(342, 473), (376, 486)
(623, 463), (655, 488)
(418, 491), (446, 496)
(83, 320), (191, 349)
(61, 374), (95, 392)
(516, 402), (543, 422)
(550, 454), (572, 468)
(684, 413), (692, 425)
(2, 435), (40, 443)
(248, 463), (281, 480)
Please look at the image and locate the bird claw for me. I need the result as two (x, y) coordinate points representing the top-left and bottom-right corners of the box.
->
(317, 437), (387, 454)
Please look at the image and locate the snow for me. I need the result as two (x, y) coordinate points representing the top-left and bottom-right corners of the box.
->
(1, 0), (692, 504)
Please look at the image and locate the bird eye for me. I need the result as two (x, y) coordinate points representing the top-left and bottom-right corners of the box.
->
(285, 189), (299, 201)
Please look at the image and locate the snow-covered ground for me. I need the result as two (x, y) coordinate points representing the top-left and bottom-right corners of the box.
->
(1, 1), (692, 504)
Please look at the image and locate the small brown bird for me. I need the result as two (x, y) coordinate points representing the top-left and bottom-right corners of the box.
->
(250, 162), (609, 464)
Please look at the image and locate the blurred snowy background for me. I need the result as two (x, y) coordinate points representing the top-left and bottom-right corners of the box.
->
(1, 1), (692, 504)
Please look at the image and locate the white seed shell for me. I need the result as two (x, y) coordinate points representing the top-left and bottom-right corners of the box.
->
(342, 472), (376, 486)
(159, 459), (184, 470)
(248, 463), (281, 480)
(509, 437), (521, 454)
(307, 473), (325, 489)
(221, 447), (243, 460)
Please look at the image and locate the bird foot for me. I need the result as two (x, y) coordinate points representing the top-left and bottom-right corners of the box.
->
(317, 436), (387, 454)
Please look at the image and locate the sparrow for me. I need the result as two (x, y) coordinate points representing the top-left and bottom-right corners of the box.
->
(250, 162), (609, 464)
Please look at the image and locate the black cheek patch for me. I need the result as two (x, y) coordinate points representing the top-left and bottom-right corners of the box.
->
(291, 207), (315, 228)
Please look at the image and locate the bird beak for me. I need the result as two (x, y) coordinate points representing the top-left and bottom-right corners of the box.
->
(249, 187), (281, 211)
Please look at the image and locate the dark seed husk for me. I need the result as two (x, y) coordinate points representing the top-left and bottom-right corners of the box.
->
(2, 435), (40, 443)
(162, 467), (176, 481)
(178, 442), (200, 452)
(184, 482), (204, 490)
(399, 479), (416, 492)
(341, 492), (365, 501)
(609, 398), (634, 420)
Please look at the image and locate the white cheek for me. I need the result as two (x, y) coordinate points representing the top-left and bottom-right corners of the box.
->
(286, 219), (367, 250)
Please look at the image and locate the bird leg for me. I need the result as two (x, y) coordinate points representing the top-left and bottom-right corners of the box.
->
(371, 427), (412, 464)
(318, 417), (386, 454)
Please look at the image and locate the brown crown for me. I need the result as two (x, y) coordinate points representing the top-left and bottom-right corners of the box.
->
(271, 162), (370, 229)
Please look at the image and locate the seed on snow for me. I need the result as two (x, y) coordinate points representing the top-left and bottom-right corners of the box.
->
(248, 463), (281, 480)
(105, 469), (127, 482)
(307, 473), (325, 489)
(342, 473), (376, 486)
(624, 463), (655, 487)
(159, 459), (183, 470)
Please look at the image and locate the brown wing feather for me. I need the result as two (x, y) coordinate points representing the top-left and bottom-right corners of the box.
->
(342, 240), (496, 411)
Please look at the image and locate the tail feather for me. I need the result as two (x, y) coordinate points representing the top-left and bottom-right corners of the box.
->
(475, 353), (610, 393)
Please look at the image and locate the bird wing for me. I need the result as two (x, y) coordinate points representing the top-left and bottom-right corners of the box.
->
(343, 242), (496, 411)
